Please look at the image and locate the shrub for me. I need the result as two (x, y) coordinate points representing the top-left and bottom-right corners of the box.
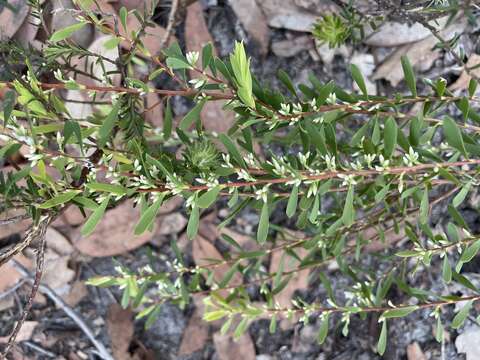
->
(1, 0), (480, 356)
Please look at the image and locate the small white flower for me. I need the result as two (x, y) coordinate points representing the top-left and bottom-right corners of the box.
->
(374, 154), (390, 172)
(292, 103), (303, 114)
(338, 173), (357, 187)
(364, 153), (376, 168)
(255, 185), (270, 203)
(189, 78), (207, 89)
(326, 93), (337, 105)
(186, 51), (199, 67)
(324, 154), (336, 171)
(403, 147), (419, 167)
(279, 103), (291, 116)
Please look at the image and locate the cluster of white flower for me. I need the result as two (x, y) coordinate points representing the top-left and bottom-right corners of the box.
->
(255, 185), (270, 203)
(165, 172), (189, 195)
(196, 174), (220, 188)
(403, 147), (420, 167)
(186, 51), (199, 67)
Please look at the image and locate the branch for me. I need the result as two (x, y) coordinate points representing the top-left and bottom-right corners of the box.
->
(1, 215), (51, 357)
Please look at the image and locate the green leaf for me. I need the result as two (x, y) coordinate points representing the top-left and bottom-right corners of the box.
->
(317, 313), (330, 345)
(81, 195), (110, 236)
(286, 185), (299, 218)
(468, 79), (477, 98)
(98, 101), (121, 148)
(451, 300), (473, 329)
(257, 201), (269, 244)
(119, 7), (128, 32)
(202, 43), (213, 70)
(2, 90), (15, 126)
(396, 250), (421, 258)
(187, 205), (200, 240)
(103, 36), (122, 50)
(197, 186), (221, 208)
(86, 182), (128, 195)
(419, 188), (429, 225)
(163, 98), (173, 139)
(443, 116), (467, 157)
(220, 317), (233, 335)
(230, 41), (255, 108)
(377, 320), (387, 355)
(384, 117), (398, 158)
(179, 100), (205, 131)
(0, 142), (21, 160)
(148, 68), (165, 81)
(50, 22), (87, 42)
(166, 57), (192, 70)
(382, 306), (418, 319)
(401, 56), (417, 97)
(453, 182), (471, 208)
(342, 186), (355, 226)
(219, 133), (246, 168)
(278, 69), (297, 96)
(203, 310), (228, 322)
(350, 64), (368, 97)
(233, 317), (249, 339)
(435, 316), (444, 343)
(145, 305), (162, 329)
(38, 190), (80, 209)
(269, 315), (277, 334)
(442, 255), (452, 283)
(459, 239), (480, 264)
(64, 120), (83, 153)
(134, 195), (165, 235)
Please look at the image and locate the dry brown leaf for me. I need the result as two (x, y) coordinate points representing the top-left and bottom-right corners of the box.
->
(63, 281), (88, 307)
(213, 332), (256, 360)
(156, 212), (187, 236)
(364, 21), (439, 47)
(269, 234), (309, 329)
(450, 54), (480, 93)
(0, 255), (27, 294)
(0, 321), (38, 343)
(13, 8), (40, 48)
(46, 228), (74, 256)
(373, 21), (466, 86)
(178, 308), (209, 355)
(272, 36), (313, 58)
(0, 295), (14, 311)
(71, 199), (156, 257)
(185, 2), (236, 134)
(407, 342), (427, 360)
(228, 0), (270, 56)
(193, 234), (242, 287)
(120, 16), (176, 57)
(158, 196), (183, 215)
(117, 0), (155, 11)
(144, 91), (164, 128)
(0, 208), (32, 240)
(41, 250), (75, 292)
(50, 0), (94, 48)
(0, 0), (29, 40)
(259, 0), (327, 32)
(52, 206), (88, 227)
(107, 303), (134, 360)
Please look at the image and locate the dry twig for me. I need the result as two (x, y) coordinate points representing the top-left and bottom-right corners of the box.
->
(10, 260), (115, 360)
